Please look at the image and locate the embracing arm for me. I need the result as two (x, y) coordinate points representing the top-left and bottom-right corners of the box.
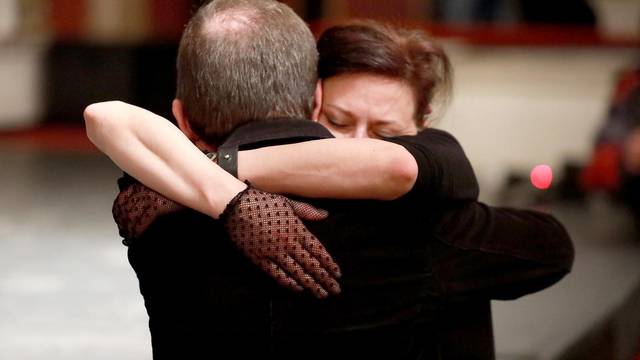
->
(86, 102), (344, 298)
(84, 101), (246, 218)
(84, 101), (418, 209)
(238, 138), (417, 200)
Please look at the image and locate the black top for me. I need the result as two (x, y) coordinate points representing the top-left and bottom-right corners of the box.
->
(121, 119), (574, 360)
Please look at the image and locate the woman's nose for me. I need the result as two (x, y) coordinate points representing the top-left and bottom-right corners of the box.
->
(352, 125), (369, 139)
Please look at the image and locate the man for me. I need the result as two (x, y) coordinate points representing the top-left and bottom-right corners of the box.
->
(85, 0), (574, 358)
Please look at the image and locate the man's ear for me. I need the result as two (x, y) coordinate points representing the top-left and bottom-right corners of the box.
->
(311, 80), (323, 122)
(172, 99), (215, 151)
(173, 99), (198, 141)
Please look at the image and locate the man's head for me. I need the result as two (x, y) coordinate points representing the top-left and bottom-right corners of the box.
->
(174, 0), (318, 146)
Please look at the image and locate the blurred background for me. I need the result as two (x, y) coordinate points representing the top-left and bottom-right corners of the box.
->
(0, 0), (639, 359)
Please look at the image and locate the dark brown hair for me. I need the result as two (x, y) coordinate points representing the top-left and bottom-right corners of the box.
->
(317, 21), (452, 125)
(176, 0), (318, 144)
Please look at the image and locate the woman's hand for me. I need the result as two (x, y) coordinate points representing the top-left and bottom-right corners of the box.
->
(220, 186), (342, 299)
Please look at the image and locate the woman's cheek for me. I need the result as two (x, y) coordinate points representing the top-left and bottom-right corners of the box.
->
(327, 127), (350, 138)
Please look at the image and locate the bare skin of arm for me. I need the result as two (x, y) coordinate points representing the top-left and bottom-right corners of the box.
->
(84, 101), (418, 218)
(237, 137), (417, 200)
(85, 101), (247, 218)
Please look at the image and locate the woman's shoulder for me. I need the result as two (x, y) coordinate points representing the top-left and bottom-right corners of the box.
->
(386, 127), (463, 150)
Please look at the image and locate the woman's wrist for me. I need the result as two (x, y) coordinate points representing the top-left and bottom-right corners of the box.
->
(204, 153), (247, 219)
(208, 179), (248, 219)
(202, 151), (248, 219)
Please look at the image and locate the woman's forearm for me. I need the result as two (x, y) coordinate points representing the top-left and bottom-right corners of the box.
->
(84, 101), (246, 218)
(238, 139), (417, 200)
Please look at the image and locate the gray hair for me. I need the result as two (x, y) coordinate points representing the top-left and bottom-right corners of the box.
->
(176, 0), (318, 144)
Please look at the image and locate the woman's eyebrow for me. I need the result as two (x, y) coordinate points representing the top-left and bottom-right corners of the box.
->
(371, 118), (396, 126)
(324, 104), (354, 117)
(325, 104), (396, 125)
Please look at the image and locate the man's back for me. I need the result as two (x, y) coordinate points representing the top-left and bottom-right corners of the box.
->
(129, 195), (443, 359)
(127, 210), (274, 358)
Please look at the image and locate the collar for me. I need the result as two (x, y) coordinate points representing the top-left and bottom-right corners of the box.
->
(219, 117), (333, 149)
(216, 117), (333, 177)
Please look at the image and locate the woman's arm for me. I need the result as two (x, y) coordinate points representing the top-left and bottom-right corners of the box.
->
(386, 129), (479, 202)
(84, 101), (419, 215)
(84, 101), (246, 218)
(238, 138), (417, 200)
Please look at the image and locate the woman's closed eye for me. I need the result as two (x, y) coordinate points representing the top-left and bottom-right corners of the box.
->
(372, 127), (395, 138)
(326, 115), (349, 128)
(375, 128), (411, 138)
(373, 122), (419, 138)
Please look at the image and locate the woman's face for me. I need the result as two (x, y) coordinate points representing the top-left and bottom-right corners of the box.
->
(314, 73), (419, 139)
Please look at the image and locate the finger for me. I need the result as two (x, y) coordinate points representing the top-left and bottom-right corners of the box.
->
(289, 247), (341, 296)
(300, 234), (342, 279)
(289, 200), (329, 221)
(254, 257), (303, 292)
(274, 253), (329, 299)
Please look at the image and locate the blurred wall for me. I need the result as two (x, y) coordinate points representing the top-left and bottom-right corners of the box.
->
(0, 43), (44, 129)
(0, 0), (639, 194)
(0, 0), (45, 129)
(437, 45), (638, 199)
(591, 0), (640, 38)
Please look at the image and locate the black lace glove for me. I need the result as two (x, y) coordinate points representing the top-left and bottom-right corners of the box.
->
(113, 181), (341, 298)
(220, 186), (342, 299)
